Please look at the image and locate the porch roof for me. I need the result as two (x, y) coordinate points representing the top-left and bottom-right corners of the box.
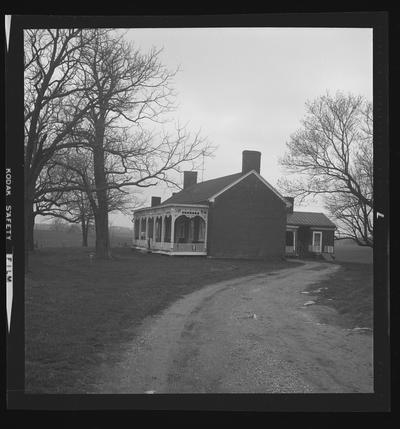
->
(287, 211), (336, 228)
(133, 202), (208, 215)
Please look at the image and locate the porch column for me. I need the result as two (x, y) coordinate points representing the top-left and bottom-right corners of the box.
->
(170, 215), (175, 250)
(152, 216), (156, 243)
(161, 215), (165, 243)
(145, 217), (149, 240)
(203, 214), (208, 251)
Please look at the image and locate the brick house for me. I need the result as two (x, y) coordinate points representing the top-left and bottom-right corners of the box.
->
(132, 150), (336, 259)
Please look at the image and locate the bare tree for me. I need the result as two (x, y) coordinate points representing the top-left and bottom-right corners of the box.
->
(73, 30), (214, 258)
(24, 29), (97, 271)
(279, 92), (373, 247)
(36, 149), (140, 247)
(42, 190), (94, 247)
(50, 217), (67, 232)
(25, 29), (214, 261)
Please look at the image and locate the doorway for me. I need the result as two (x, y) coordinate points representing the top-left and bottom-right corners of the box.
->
(312, 231), (322, 253)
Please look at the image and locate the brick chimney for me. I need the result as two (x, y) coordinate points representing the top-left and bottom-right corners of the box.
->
(183, 171), (198, 189)
(242, 150), (261, 174)
(151, 196), (161, 207)
(284, 196), (294, 214)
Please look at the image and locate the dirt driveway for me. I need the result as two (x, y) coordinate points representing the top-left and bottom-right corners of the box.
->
(93, 260), (373, 393)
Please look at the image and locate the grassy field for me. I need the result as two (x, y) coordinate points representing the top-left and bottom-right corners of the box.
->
(34, 227), (132, 248)
(25, 247), (295, 393)
(34, 227), (374, 263)
(306, 261), (373, 329)
(334, 242), (373, 264)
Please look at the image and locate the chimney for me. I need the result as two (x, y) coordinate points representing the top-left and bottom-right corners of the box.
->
(242, 150), (261, 174)
(183, 171), (198, 189)
(151, 196), (161, 207)
(284, 196), (294, 214)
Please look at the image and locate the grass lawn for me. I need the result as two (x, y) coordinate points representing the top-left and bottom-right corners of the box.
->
(25, 247), (297, 393)
(34, 227), (131, 248)
(334, 243), (373, 264)
(306, 262), (373, 330)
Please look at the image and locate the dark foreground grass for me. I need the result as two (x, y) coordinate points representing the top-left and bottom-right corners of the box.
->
(25, 247), (297, 393)
(306, 262), (373, 330)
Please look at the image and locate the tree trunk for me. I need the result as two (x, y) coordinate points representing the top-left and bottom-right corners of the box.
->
(93, 117), (111, 259)
(26, 205), (35, 251)
(94, 208), (110, 258)
(81, 217), (88, 247)
(24, 186), (36, 273)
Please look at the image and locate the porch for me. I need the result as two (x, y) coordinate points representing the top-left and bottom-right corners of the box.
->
(285, 226), (335, 257)
(132, 204), (208, 256)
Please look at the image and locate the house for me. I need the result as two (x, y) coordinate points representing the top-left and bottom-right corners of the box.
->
(131, 150), (336, 259)
(285, 200), (336, 258)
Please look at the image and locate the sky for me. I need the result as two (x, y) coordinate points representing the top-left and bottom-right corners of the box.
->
(38, 26), (373, 228)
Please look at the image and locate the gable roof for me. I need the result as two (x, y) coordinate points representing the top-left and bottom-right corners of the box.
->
(208, 170), (287, 203)
(287, 211), (336, 228)
(160, 170), (287, 206)
(160, 172), (244, 205)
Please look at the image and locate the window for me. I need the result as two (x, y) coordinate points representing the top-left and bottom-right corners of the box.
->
(164, 216), (171, 242)
(178, 222), (185, 239)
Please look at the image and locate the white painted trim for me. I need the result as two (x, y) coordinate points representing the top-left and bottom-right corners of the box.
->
(164, 203), (209, 208)
(169, 252), (207, 256)
(208, 170), (287, 203)
(286, 225), (299, 230)
(312, 231), (322, 248)
(131, 244), (206, 257)
(309, 226), (336, 231)
(252, 171), (288, 202)
(134, 203), (209, 214)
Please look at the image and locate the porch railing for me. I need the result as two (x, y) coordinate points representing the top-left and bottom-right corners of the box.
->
(172, 242), (206, 252)
(308, 245), (334, 254)
(132, 239), (205, 253)
(152, 241), (173, 251)
(133, 239), (148, 248)
(285, 245), (296, 254)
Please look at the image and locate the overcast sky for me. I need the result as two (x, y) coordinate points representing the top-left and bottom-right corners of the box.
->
(106, 27), (372, 227)
(38, 26), (373, 228)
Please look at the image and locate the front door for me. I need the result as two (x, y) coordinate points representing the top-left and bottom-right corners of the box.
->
(285, 230), (295, 254)
(312, 231), (322, 253)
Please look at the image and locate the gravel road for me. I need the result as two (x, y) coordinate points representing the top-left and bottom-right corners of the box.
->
(93, 260), (373, 393)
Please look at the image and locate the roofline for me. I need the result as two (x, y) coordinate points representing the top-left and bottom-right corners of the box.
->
(133, 203), (209, 214)
(291, 211), (330, 215)
(287, 223), (336, 230)
(208, 170), (288, 204)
